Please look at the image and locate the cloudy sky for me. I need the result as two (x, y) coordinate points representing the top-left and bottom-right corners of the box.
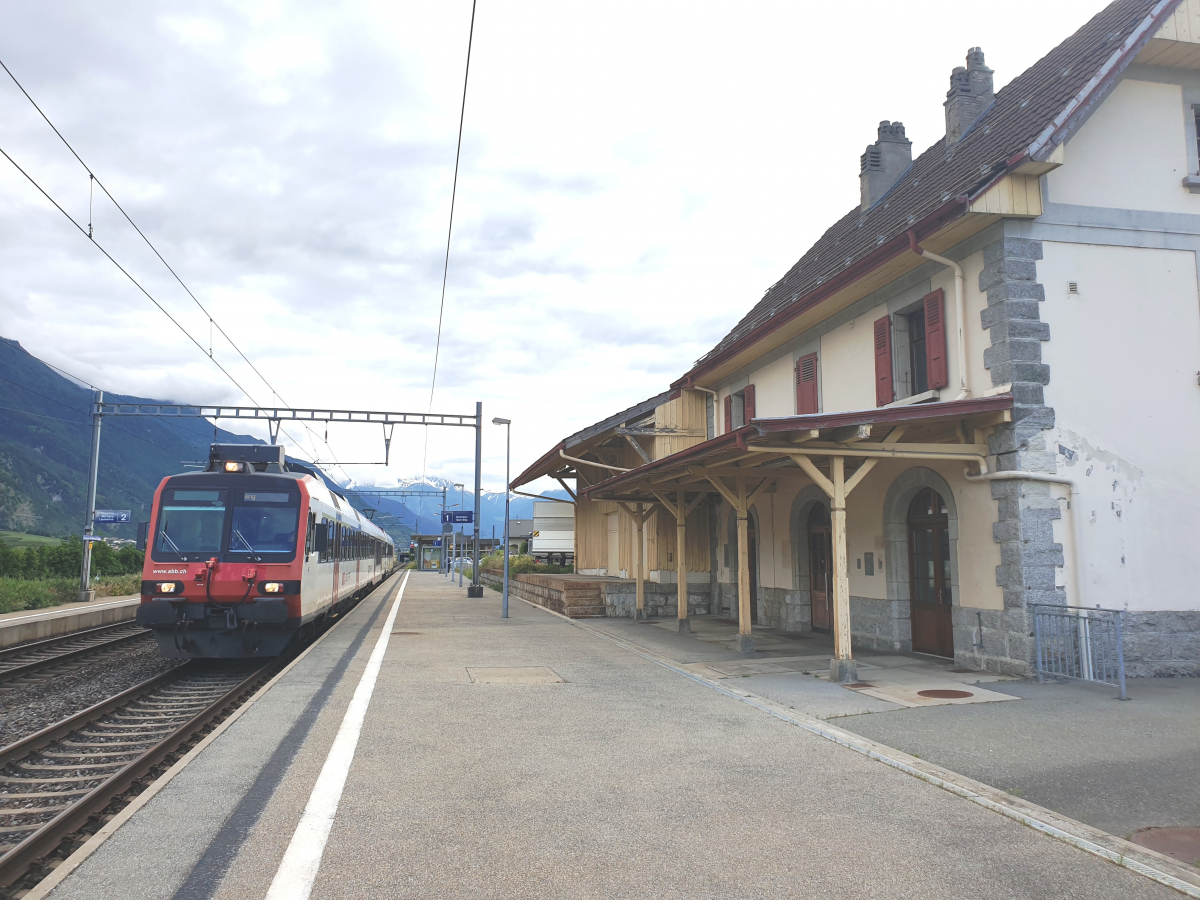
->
(0, 0), (1108, 492)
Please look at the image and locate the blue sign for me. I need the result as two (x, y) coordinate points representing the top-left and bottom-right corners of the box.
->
(432, 540), (442, 547)
(440, 511), (474, 524)
(94, 510), (132, 524)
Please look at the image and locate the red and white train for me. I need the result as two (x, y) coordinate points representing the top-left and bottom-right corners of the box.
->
(136, 444), (395, 658)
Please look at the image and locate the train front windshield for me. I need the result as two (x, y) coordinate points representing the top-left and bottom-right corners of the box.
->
(228, 491), (300, 557)
(153, 485), (300, 562)
(156, 490), (227, 559)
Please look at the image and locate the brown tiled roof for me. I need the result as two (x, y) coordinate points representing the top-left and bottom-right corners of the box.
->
(690, 0), (1175, 375)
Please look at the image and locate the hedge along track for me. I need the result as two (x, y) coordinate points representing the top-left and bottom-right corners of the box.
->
(0, 623), (152, 683)
(0, 658), (280, 890)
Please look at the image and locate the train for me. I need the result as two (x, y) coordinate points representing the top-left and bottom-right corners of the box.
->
(136, 444), (396, 658)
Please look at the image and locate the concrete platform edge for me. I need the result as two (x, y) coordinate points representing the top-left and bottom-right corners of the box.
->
(512, 595), (1200, 898)
(26, 573), (403, 900)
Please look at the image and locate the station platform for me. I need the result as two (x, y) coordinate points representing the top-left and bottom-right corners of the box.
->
(0, 595), (139, 649)
(36, 572), (1180, 899)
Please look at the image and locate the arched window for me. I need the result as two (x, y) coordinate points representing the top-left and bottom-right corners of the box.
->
(808, 502), (833, 631)
(907, 487), (953, 656)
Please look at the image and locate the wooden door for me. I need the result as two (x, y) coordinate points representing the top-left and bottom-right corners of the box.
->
(908, 488), (954, 657)
(808, 504), (833, 631)
(606, 513), (620, 576)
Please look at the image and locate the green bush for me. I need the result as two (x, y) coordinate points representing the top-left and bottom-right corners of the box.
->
(0, 574), (142, 614)
(0, 535), (142, 580)
(479, 552), (573, 576)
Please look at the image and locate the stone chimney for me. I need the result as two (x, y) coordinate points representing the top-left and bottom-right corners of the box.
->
(944, 47), (994, 144)
(859, 121), (912, 210)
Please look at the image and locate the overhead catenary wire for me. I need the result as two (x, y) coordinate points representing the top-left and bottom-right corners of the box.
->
(423, 0), (478, 480)
(0, 57), (349, 479)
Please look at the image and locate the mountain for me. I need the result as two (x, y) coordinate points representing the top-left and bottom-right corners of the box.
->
(0, 337), (266, 539)
(338, 475), (572, 545)
(0, 336), (571, 547)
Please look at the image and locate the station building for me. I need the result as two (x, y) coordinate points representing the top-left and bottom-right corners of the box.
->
(513, 0), (1200, 679)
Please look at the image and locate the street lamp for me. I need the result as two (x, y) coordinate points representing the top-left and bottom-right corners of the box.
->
(492, 417), (511, 619)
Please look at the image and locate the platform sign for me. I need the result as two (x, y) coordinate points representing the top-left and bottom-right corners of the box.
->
(440, 511), (474, 524)
(94, 510), (132, 524)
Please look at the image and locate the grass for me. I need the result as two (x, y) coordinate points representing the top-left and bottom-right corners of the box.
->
(0, 574), (141, 614)
(0, 530), (64, 549)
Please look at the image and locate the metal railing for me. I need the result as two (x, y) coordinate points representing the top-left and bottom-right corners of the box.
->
(1032, 604), (1128, 700)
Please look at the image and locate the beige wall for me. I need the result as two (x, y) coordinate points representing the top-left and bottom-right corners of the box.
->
(718, 460), (1003, 611)
(745, 353), (796, 419)
(819, 303), (886, 412)
(1047, 78), (1196, 214)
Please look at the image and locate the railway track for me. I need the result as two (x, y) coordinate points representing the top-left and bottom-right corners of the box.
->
(0, 623), (152, 683)
(0, 659), (279, 889)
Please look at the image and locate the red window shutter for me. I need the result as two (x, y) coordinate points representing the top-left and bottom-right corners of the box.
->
(873, 316), (893, 407)
(723, 395), (733, 434)
(795, 353), (819, 415)
(743, 384), (756, 422)
(924, 289), (949, 389)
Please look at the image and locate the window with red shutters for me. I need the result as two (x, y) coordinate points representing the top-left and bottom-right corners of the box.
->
(873, 315), (894, 407)
(723, 394), (733, 434)
(924, 289), (949, 389)
(743, 384), (756, 422)
(795, 353), (819, 415)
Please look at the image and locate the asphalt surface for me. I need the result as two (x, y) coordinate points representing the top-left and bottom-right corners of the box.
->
(47, 573), (1180, 899)
(840, 675), (1200, 838)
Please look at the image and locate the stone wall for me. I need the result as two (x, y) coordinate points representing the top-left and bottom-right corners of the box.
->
(979, 234), (1060, 676)
(850, 596), (908, 652)
(602, 582), (711, 619)
(1123, 611), (1200, 677)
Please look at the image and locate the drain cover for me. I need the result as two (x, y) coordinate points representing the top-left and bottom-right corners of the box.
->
(917, 689), (974, 699)
(467, 666), (565, 684)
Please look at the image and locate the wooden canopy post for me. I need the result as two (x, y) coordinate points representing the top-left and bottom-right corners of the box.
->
(635, 502), (646, 620)
(830, 456), (854, 682)
(676, 489), (689, 633)
(702, 474), (770, 656)
(787, 452), (878, 683)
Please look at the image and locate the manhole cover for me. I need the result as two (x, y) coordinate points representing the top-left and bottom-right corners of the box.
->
(917, 689), (974, 699)
(1129, 827), (1200, 866)
(467, 666), (565, 684)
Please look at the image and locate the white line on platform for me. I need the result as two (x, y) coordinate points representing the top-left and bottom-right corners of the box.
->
(263, 568), (409, 900)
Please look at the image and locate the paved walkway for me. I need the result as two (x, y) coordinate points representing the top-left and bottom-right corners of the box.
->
(44, 573), (1182, 899)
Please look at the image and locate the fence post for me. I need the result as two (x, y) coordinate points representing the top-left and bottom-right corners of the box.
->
(1033, 606), (1044, 683)
(1114, 610), (1128, 701)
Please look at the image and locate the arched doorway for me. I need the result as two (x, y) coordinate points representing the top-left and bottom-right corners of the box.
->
(908, 487), (953, 656)
(807, 503), (833, 631)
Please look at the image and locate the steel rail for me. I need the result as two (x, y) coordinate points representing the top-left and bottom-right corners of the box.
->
(0, 624), (151, 682)
(0, 660), (276, 887)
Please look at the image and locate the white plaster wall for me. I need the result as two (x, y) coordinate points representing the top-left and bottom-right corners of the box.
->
(1047, 78), (1197, 214)
(1039, 241), (1200, 612)
(747, 353), (796, 419)
(820, 303), (887, 412)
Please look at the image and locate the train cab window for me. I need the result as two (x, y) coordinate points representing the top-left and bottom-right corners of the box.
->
(228, 491), (300, 561)
(152, 489), (227, 561)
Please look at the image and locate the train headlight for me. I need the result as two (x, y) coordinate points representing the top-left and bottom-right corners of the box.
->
(262, 582), (283, 593)
(224, 461), (243, 473)
(157, 582), (177, 593)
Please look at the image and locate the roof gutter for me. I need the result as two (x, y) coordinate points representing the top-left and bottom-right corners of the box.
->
(674, 195), (969, 390)
(1027, 0), (1180, 161)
